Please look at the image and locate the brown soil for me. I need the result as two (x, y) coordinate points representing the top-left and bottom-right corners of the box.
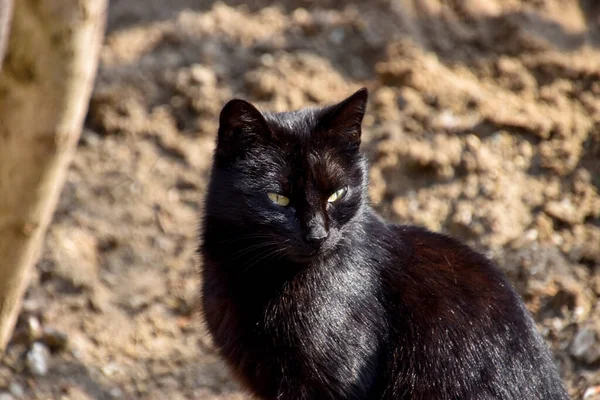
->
(1, 0), (599, 399)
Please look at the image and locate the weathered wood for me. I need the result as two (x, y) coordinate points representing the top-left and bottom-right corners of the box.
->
(0, 0), (12, 71)
(0, 0), (107, 351)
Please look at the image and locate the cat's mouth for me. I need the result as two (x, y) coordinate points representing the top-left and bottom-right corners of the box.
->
(288, 251), (319, 263)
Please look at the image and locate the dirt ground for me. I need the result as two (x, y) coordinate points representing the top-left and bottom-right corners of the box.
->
(0, 0), (599, 398)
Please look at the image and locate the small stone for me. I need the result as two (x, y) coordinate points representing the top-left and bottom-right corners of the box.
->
(109, 388), (123, 399)
(584, 386), (600, 399)
(26, 342), (51, 376)
(26, 317), (41, 340)
(189, 64), (216, 86)
(79, 129), (101, 147)
(10, 315), (42, 345)
(63, 385), (98, 400)
(8, 382), (24, 398)
(0, 392), (14, 400)
(329, 27), (345, 44)
(126, 294), (148, 311)
(88, 284), (111, 313)
(260, 54), (274, 67)
(102, 363), (121, 377)
(570, 327), (600, 364)
(544, 198), (580, 225)
(434, 110), (459, 130)
(292, 8), (310, 25)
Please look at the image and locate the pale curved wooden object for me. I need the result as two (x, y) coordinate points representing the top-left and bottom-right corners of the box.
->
(0, 0), (12, 70)
(0, 0), (107, 351)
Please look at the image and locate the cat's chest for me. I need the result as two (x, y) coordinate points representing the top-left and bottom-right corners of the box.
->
(265, 263), (372, 331)
(260, 263), (383, 384)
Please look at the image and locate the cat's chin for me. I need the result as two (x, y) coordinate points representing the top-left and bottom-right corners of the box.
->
(287, 246), (336, 264)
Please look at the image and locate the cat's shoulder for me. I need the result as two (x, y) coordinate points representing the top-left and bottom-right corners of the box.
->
(380, 223), (519, 323)
(382, 223), (500, 276)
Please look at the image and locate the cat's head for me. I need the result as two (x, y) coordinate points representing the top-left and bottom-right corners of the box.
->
(205, 88), (369, 264)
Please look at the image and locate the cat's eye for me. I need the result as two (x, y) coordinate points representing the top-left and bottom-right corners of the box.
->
(327, 187), (348, 203)
(267, 192), (290, 207)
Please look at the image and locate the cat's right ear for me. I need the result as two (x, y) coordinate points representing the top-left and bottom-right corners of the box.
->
(216, 99), (272, 162)
(317, 88), (368, 151)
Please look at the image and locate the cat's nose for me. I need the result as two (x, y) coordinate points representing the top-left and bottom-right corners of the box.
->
(303, 215), (328, 249)
(304, 231), (328, 249)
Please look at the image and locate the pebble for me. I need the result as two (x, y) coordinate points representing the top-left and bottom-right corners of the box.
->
(584, 386), (600, 399)
(0, 393), (14, 400)
(260, 53), (275, 67)
(10, 315), (42, 345)
(329, 27), (345, 44)
(8, 382), (24, 398)
(109, 388), (123, 399)
(189, 64), (216, 86)
(26, 317), (42, 340)
(544, 198), (579, 225)
(26, 342), (51, 376)
(570, 327), (600, 364)
(101, 362), (122, 377)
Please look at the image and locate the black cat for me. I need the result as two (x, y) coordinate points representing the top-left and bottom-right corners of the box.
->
(199, 88), (569, 399)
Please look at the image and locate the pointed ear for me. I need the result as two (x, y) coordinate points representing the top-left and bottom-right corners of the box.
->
(216, 98), (272, 162)
(318, 88), (368, 149)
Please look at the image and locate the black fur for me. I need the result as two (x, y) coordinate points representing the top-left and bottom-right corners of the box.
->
(199, 88), (569, 399)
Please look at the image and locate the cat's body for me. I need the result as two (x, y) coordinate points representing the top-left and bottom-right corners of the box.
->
(200, 89), (569, 399)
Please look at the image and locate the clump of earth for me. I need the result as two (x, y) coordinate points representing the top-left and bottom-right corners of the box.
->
(1, 0), (599, 399)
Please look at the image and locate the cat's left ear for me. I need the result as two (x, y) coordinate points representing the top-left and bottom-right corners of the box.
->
(216, 98), (272, 162)
(318, 88), (368, 149)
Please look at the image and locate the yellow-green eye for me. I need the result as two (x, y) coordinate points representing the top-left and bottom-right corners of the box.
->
(328, 187), (348, 203)
(267, 192), (290, 206)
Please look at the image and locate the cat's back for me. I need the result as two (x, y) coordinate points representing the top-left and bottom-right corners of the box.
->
(375, 224), (568, 399)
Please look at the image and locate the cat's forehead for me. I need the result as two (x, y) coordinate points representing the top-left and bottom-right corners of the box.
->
(254, 107), (359, 185)
(263, 108), (323, 140)
(262, 111), (339, 167)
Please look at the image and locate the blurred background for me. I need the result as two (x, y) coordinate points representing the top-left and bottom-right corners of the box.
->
(0, 0), (599, 399)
